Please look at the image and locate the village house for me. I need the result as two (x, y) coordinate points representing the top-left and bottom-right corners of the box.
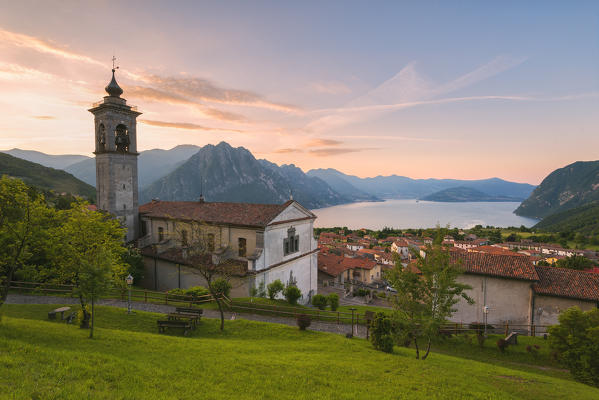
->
(448, 251), (599, 331)
(391, 239), (410, 259)
(137, 199), (318, 304)
(317, 252), (386, 286)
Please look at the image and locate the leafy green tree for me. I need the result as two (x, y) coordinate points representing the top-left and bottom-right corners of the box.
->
(78, 248), (114, 338)
(0, 176), (53, 309)
(327, 293), (339, 311)
(50, 203), (127, 328)
(283, 285), (302, 305)
(556, 255), (595, 271)
(370, 312), (393, 353)
(549, 307), (599, 387)
(386, 242), (473, 360)
(311, 294), (328, 310)
(267, 279), (284, 300)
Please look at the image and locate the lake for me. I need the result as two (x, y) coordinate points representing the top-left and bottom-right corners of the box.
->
(312, 199), (539, 230)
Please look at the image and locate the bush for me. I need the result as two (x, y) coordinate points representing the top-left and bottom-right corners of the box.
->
(283, 285), (302, 305)
(168, 286), (209, 299)
(354, 288), (370, 297)
(296, 314), (312, 330)
(549, 307), (599, 387)
(370, 312), (393, 353)
(311, 294), (328, 310)
(327, 293), (339, 311)
(267, 279), (284, 300)
(496, 339), (509, 353)
(257, 281), (266, 298)
(212, 279), (232, 298)
(249, 286), (258, 297)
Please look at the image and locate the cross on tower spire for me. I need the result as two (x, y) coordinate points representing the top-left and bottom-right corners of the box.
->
(112, 55), (119, 72)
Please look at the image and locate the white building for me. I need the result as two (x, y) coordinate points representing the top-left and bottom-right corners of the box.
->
(138, 199), (318, 304)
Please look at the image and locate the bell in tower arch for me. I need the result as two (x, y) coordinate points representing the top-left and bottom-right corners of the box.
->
(115, 124), (130, 152)
(97, 123), (106, 152)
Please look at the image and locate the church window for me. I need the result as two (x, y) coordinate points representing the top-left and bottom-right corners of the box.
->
(181, 230), (188, 246)
(284, 227), (299, 255)
(238, 237), (247, 257)
(158, 227), (164, 242)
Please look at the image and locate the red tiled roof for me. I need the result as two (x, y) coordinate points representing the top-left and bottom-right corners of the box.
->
(469, 245), (526, 256)
(533, 266), (599, 302)
(450, 251), (539, 281)
(317, 253), (378, 276)
(139, 200), (300, 228)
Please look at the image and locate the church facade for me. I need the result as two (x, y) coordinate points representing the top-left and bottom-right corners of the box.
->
(91, 69), (318, 301)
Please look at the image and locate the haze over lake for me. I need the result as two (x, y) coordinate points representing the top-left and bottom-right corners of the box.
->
(312, 200), (539, 230)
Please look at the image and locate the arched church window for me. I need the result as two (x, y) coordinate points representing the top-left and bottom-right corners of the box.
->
(97, 124), (106, 151)
(115, 124), (130, 152)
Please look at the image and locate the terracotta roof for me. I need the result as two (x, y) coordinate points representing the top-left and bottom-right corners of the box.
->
(317, 253), (378, 276)
(450, 251), (538, 281)
(533, 266), (599, 302)
(139, 200), (299, 228)
(469, 245), (526, 256)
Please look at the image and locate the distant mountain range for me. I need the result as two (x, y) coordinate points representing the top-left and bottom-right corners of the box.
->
(420, 186), (524, 202)
(307, 168), (535, 201)
(515, 160), (599, 219)
(4, 142), (538, 210)
(141, 142), (348, 209)
(63, 145), (202, 188)
(1, 148), (90, 170)
(0, 152), (95, 200)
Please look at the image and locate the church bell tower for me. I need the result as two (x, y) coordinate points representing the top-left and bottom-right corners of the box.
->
(89, 66), (141, 242)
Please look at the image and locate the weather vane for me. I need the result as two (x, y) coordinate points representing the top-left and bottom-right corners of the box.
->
(112, 55), (119, 71)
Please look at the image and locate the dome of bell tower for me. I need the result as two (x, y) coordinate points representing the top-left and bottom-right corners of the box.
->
(105, 69), (124, 97)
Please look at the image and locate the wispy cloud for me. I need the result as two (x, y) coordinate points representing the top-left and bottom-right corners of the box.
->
(306, 138), (343, 147)
(0, 61), (54, 81)
(274, 148), (303, 154)
(138, 74), (301, 113)
(140, 119), (243, 133)
(310, 81), (352, 95)
(32, 115), (55, 120)
(308, 147), (378, 157)
(0, 27), (104, 67)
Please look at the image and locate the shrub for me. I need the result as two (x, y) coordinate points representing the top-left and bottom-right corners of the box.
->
(249, 286), (258, 297)
(354, 288), (370, 297)
(370, 312), (393, 353)
(311, 294), (328, 310)
(168, 286), (209, 299)
(526, 344), (540, 358)
(549, 307), (599, 387)
(476, 333), (486, 348)
(212, 279), (232, 298)
(327, 293), (339, 311)
(377, 291), (387, 299)
(296, 314), (311, 330)
(283, 285), (302, 305)
(257, 281), (266, 298)
(496, 339), (508, 353)
(267, 279), (284, 300)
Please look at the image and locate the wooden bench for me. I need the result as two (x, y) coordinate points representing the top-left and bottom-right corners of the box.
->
(175, 307), (203, 318)
(157, 320), (192, 336)
(48, 307), (71, 320)
(167, 312), (200, 328)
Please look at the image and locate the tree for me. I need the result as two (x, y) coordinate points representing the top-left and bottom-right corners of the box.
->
(0, 176), (53, 309)
(283, 285), (302, 305)
(183, 223), (237, 331)
(50, 203), (127, 328)
(556, 255), (595, 271)
(78, 248), (114, 338)
(267, 279), (284, 300)
(311, 294), (328, 310)
(549, 307), (599, 387)
(386, 242), (473, 360)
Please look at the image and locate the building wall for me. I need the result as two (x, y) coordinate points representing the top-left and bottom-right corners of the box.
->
(452, 274), (533, 325)
(141, 256), (249, 298)
(262, 219), (314, 270)
(534, 295), (597, 327)
(253, 252), (318, 304)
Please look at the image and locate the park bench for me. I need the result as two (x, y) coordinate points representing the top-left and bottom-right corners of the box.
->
(157, 320), (192, 336)
(166, 312), (200, 328)
(175, 307), (203, 318)
(48, 307), (71, 321)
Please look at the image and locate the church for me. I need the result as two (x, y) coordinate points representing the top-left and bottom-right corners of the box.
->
(90, 68), (318, 303)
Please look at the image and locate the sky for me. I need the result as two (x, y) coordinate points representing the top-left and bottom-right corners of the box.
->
(0, 1), (597, 184)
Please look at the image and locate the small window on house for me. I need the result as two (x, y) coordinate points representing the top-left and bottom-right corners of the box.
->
(238, 237), (247, 257)
(207, 233), (215, 252)
(181, 230), (188, 246)
(158, 227), (164, 242)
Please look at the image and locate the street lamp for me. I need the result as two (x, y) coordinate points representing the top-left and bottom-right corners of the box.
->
(483, 305), (490, 336)
(126, 274), (133, 314)
(349, 307), (357, 337)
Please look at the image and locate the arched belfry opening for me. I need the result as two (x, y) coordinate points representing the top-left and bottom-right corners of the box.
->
(97, 123), (106, 152)
(115, 124), (130, 152)
(89, 63), (142, 242)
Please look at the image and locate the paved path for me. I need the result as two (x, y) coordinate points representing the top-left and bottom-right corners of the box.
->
(6, 294), (367, 338)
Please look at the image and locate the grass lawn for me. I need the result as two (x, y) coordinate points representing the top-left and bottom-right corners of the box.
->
(1, 304), (598, 399)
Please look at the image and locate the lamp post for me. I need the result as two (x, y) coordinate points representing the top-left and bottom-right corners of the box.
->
(483, 305), (489, 337)
(126, 274), (133, 314)
(349, 307), (357, 337)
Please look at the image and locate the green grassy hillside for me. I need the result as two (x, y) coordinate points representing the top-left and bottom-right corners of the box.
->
(1, 304), (598, 399)
(534, 201), (599, 234)
(0, 152), (95, 200)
